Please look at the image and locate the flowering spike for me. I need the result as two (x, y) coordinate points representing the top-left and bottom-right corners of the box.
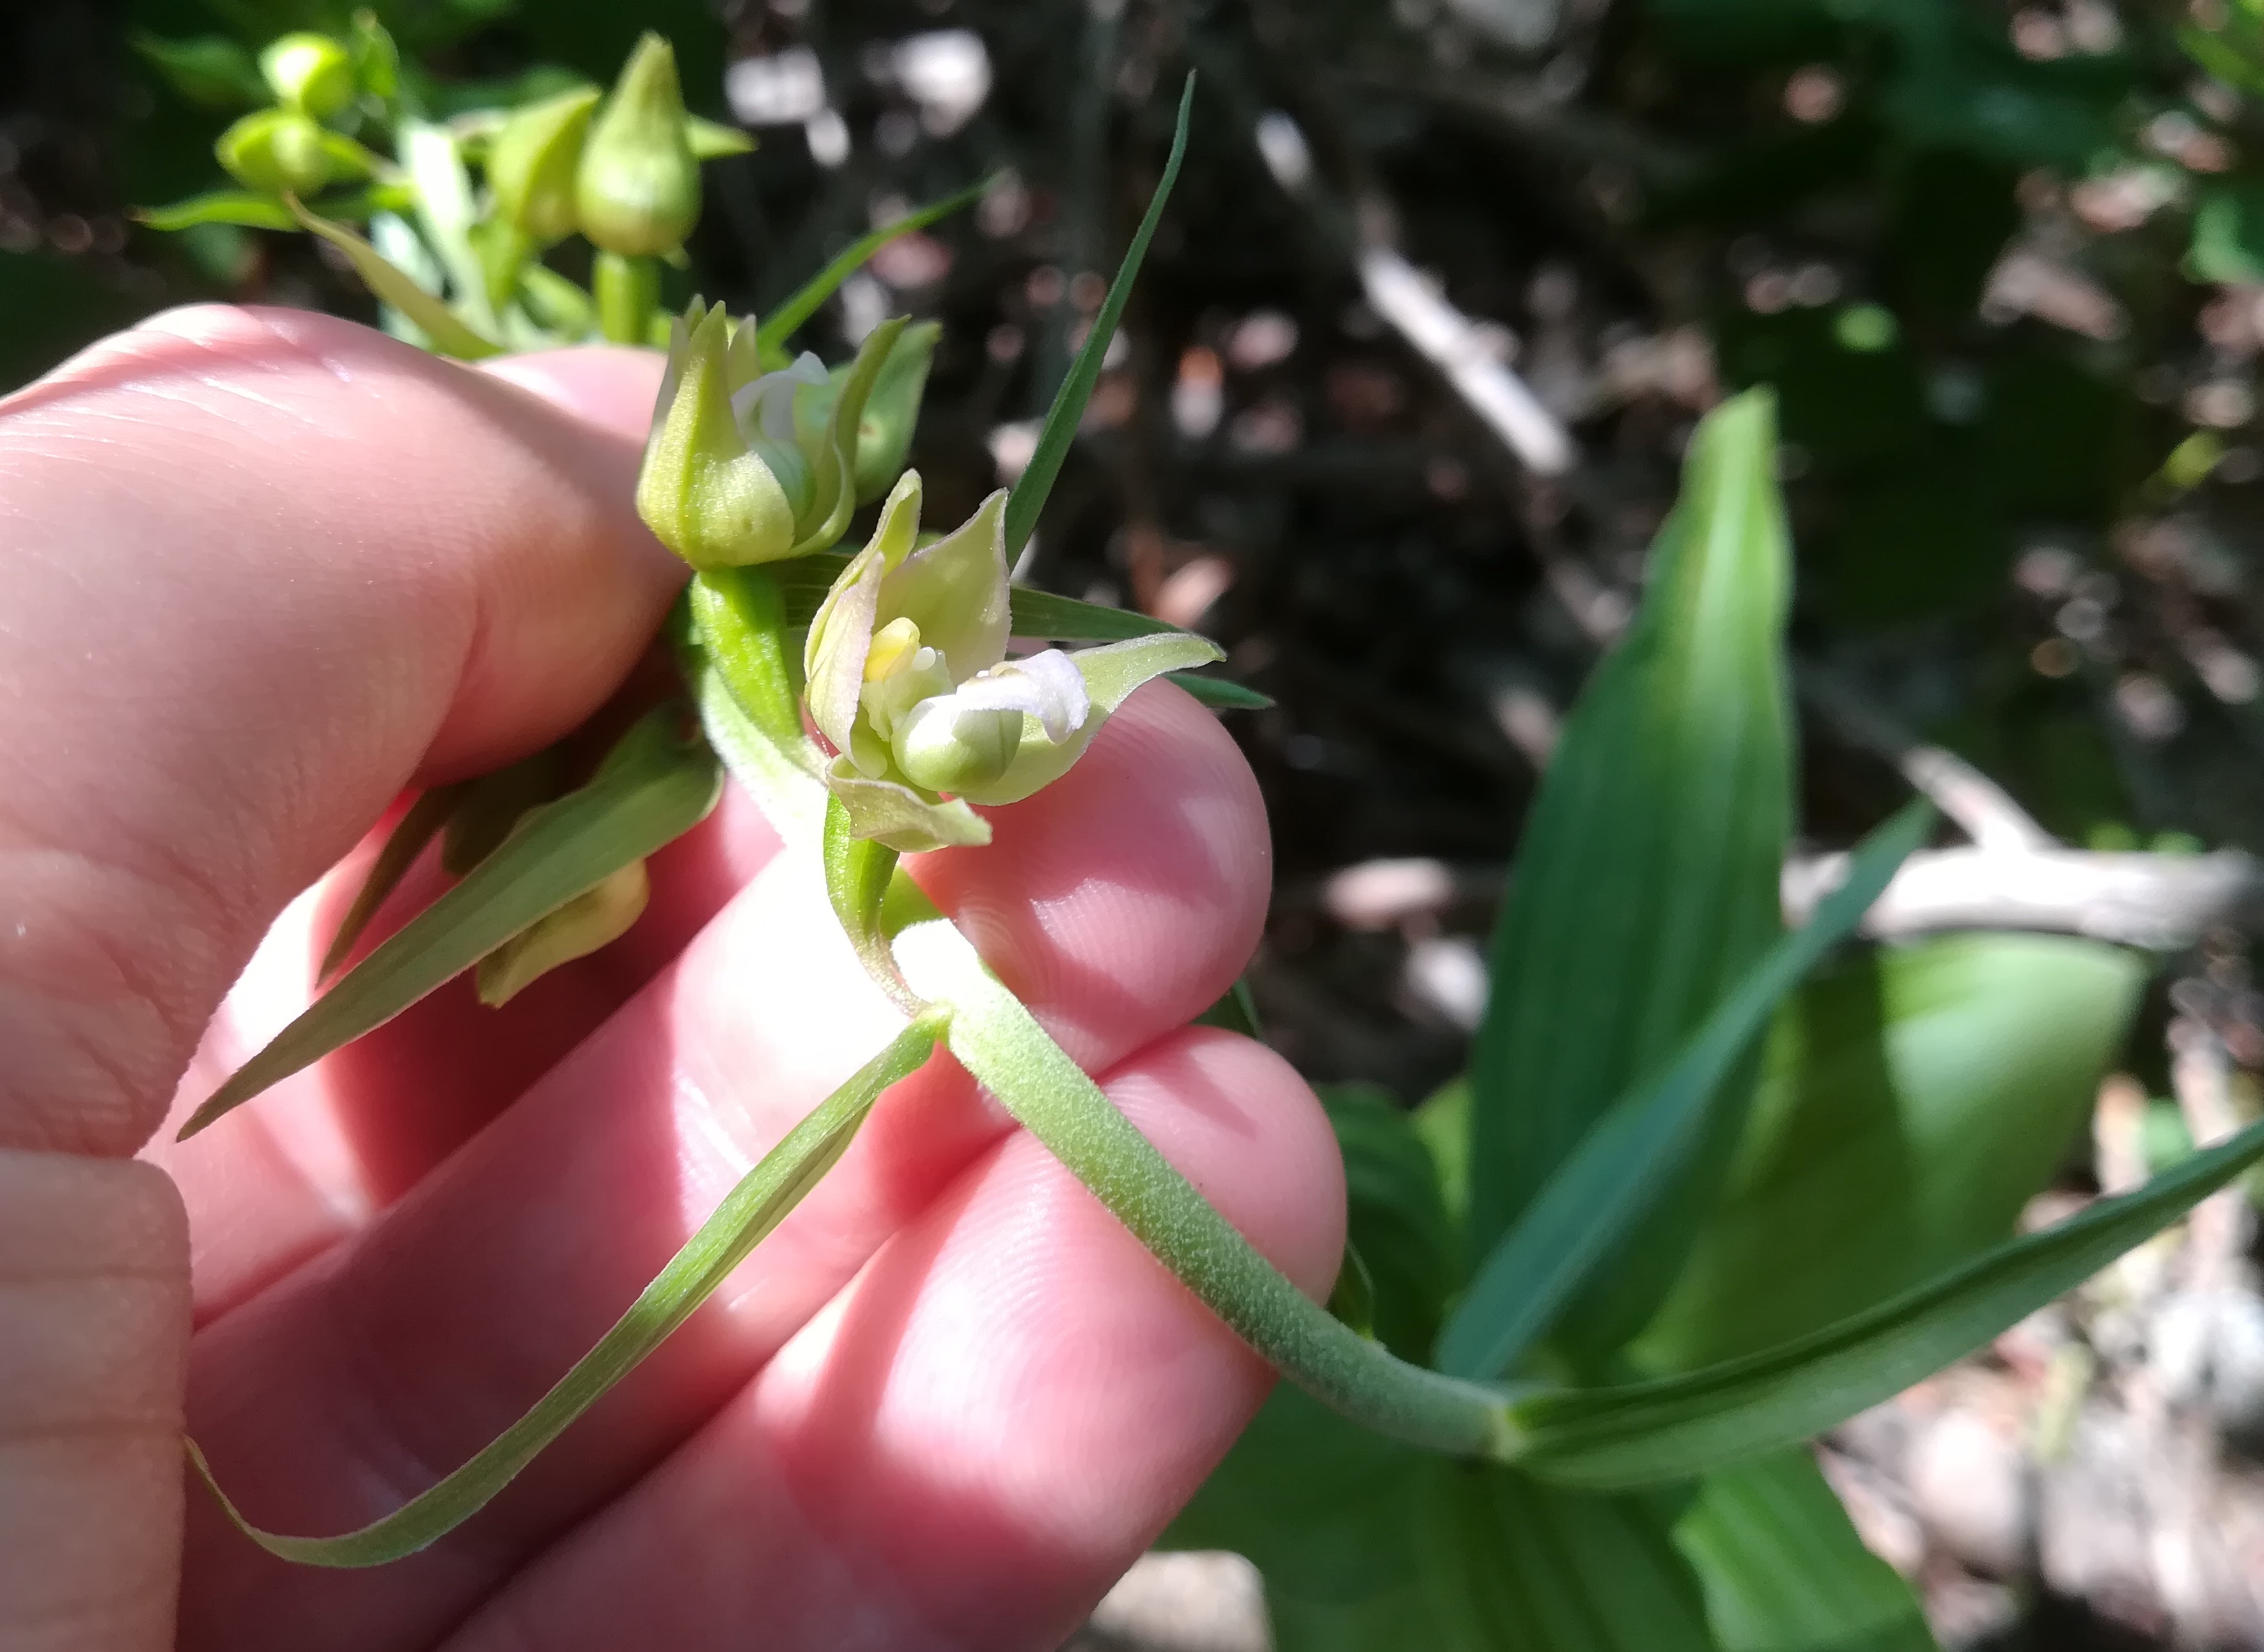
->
(576, 33), (699, 257)
(488, 84), (602, 243)
(637, 304), (797, 569)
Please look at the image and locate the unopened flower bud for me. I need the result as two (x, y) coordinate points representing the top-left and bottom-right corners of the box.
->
(217, 107), (349, 196)
(576, 33), (699, 257)
(475, 859), (650, 1006)
(637, 302), (797, 568)
(488, 84), (601, 243)
(260, 32), (355, 118)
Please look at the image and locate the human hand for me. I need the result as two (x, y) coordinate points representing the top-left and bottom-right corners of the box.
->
(0, 306), (1341, 1651)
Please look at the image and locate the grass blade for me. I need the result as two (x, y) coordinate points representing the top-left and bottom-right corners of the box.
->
(182, 708), (719, 1137)
(1003, 74), (1195, 561)
(753, 177), (989, 362)
(191, 1017), (942, 1565)
(1437, 800), (1934, 1381)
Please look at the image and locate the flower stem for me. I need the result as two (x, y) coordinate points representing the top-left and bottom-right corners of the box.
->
(898, 916), (1520, 1460)
(594, 249), (659, 343)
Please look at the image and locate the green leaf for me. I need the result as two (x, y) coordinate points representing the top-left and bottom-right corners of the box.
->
(441, 748), (568, 876)
(1322, 1084), (1457, 1363)
(1169, 671), (1274, 710)
(1467, 388), (1793, 1368)
(137, 190), (300, 233)
(181, 708), (721, 1137)
(190, 1015), (943, 1565)
(1634, 934), (2145, 1372)
(1194, 976), (1265, 1038)
(319, 783), (467, 981)
(686, 114), (756, 159)
(822, 793), (919, 1012)
(1510, 1112), (2264, 1488)
(752, 177), (990, 363)
(2190, 182), (2264, 285)
(134, 33), (267, 109)
(1437, 801), (1933, 1382)
(1003, 73), (1194, 561)
(1673, 1452), (1934, 1652)
(285, 196), (505, 360)
(1421, 1465), (1720, 1651)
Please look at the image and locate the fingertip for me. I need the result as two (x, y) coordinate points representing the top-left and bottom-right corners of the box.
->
(480, 347), (667, 446)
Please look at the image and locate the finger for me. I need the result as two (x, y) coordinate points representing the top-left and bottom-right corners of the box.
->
(0, 1153), (191, 1652)
(175, 686), (1271, 1652)
(0, 308), (676, 1157)
(445, 1029), (1343, 1652)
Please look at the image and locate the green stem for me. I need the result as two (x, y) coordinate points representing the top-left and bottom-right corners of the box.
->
(899, 917), (1520, 1460)
(594, 249), (660, 344)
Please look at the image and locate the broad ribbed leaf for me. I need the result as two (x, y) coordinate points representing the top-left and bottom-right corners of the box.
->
(1512, 1112), (2264, 1488)
(1321, 1084), (1458, 1362)
(1003, 74), (1194, 560)
(1438, 802), (1932, 1381)
(1635, 934), (2144, 1371)
(181, 708), (719, 1136)
(191, 1018), (941, 1564)
(1421, 1465), (1719, 1651)
(1674, 1453), (1933, 1652)
(1467, 389), (1793, 1366)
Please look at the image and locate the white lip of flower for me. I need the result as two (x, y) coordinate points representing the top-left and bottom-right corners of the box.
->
(804, 471), (1227, 852)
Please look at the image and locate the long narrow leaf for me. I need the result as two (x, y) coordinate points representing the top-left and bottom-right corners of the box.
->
(190, 1017), (942, 1565)
(286, 196), (504, 360)
(1437, 800), (1934, 1380)
(1003, 74), (1195, 560)
(1467, 389), (1794, 1366)
(318, 783), (466, 981)
(182, 708), (719, 1136)
(753, 177), (989, 362)
(1511, 1114), (2264, 1488)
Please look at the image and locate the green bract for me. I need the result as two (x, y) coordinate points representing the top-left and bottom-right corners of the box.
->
(637, 300), (907, 568)
(575, 33), (700, 258)
(260, 32), (354, 118)
(804, 474), (1224, 851)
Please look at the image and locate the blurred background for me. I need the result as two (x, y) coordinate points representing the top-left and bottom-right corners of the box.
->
(13, 0), (2264, 1644)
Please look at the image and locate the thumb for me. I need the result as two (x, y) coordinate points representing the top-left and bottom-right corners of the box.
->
(0, 306), (679, 1159)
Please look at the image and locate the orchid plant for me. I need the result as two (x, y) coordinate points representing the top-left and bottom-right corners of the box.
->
(148, 19), (2264, 1648)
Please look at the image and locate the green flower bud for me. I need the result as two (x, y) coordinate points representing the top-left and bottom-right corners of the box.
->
(475, 859), (650, 1006)
(576, 33), (699, 258)
(260, 32), (355, 118)
(217, 107), (348, 196)
(637, 301), (797, 569)
(488, 84), (601, 243)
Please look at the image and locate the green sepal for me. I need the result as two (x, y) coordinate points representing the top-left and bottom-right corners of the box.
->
(180, 706), (720, 1137)
(825, 758), (992, 853)
(787, 315), (908, 557)
(1003, 74), (1194, 561)
(848, 320), (941, 504)
(686, 115), (756, 159)
(285, 195), (505, 360)
(189, 1015), (944, 1565)
(771, 552), (1189, 643)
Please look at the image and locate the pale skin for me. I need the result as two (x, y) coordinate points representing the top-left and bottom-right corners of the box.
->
(0, 305), (1343, 1651)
